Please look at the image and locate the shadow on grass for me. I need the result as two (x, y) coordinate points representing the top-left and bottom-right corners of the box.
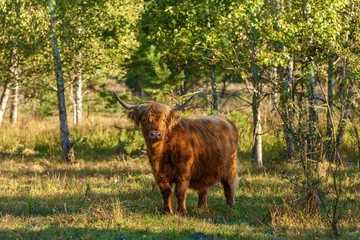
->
(0, 168), (274, 220)
(0, 179), (280, 224)
(0, 224), (350, 240)
(0, 129), (144, 163)
(0, 161), (151, 179)
(0, 226), (224, 240)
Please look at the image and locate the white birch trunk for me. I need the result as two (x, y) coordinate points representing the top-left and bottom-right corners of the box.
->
(251, 22), (263, 168)
(49, 0), (75, 162)
(70, 83), (76, 124)
(0, 83), (11, 125)
(10, 81), (19, 124)
(9, 48), (19, 124)
(254, 107), (263, 167)
(74, 17), (82, 125)
(284, 59), (294, 158)
(74, 60), (82, 125)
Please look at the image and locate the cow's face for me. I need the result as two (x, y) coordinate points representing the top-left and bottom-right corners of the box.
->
(141, 114), (166, 142)
(133, 104), (181, 143)
(113, 92), (194, 143)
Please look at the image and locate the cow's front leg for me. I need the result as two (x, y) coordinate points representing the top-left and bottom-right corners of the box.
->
(174, 176), (190, 215)
(157, 181), (173, 214)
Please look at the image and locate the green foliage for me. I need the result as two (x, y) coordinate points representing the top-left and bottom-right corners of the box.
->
(141, 45), (185, 100)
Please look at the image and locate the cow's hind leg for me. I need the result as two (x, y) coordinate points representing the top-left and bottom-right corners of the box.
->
(221, 152), (238, 206)
(198, 188), (209, 208)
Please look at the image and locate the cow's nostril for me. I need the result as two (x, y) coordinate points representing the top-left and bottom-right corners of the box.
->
(149, 131), (161, 139)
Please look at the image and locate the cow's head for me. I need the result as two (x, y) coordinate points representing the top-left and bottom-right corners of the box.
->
(113, 92), (194, 143)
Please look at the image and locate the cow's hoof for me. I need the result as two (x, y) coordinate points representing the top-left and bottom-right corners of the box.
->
(177, 208), (187, 216)
(161, 206), (173, 214)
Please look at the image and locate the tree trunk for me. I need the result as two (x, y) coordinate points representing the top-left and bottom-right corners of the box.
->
(353, 125), (360, 169)
(9, 47), (19, 124)
(1, 46), (15, 125)
(180, 80), (185, 96)
(136, 75), (144, 98)
(287, 60), (294, 157)
(279, 58), (295, 159)
(335, 111), (349, 154)
(327, 53), (334, 135)
(210, 67), (218, 112)
(10, 81), (19, 124)
(0, 82), (11, 125)
(307, 59), (319, 164)
(49, 0), (75, 163)
(251, 23), (263, 168)
(308, 60), (318, 125)
(220, 74), (228, 98)
(305, 2), (319, 161)
(74, 75), (82, 125)
(252, 98), (263, 167)
(325, 53), (334, 158)
(335, 57), (353, 157)
(74, 18), (82, 126)
(71, 83), (76, 124)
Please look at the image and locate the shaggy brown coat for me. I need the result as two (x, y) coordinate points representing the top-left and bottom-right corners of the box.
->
(115, 96), (238, 215)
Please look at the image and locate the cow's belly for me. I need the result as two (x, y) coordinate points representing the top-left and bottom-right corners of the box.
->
(189, 178), (218, 190)
(188, 167), (225, 190)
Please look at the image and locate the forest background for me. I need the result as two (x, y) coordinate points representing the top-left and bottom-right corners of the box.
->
(0, 0), (359, 239)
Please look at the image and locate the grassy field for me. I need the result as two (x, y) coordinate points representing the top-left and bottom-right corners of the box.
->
(0, 112), (359, 239)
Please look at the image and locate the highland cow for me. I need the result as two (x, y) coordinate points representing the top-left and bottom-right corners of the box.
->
(113, 92), (238, 215)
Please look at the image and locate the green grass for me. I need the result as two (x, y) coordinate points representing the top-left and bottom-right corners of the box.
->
(0, 114), (359, 239)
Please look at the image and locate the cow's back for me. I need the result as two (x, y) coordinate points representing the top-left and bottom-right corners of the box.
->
(170, 115), (238, 190)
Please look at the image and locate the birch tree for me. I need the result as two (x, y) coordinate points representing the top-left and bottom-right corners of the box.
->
(304, 2), (319, 162)
(49, 0), (75, 162)
(0, 1), (18, 125)
(74, 16), (83, 126)
(0, 82), (11, 125)
(10, 81), (19, 124)
(9, 49), (19, 124)
(251, 21), (263, 168)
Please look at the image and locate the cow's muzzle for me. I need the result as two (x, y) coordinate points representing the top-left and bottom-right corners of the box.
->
(149, 131), (162, 140)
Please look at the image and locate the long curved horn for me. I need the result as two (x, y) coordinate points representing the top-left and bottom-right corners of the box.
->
(112, 91), (139, 110)
(170, 95), (195, 110)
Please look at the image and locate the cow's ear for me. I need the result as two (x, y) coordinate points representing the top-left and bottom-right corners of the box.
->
(168, 110), (181, 130)
(128, 109), (141, 126)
